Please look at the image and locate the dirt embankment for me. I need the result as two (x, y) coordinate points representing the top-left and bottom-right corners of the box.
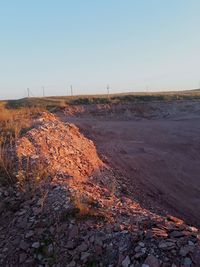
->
(0, 110), (200, 267)
(62, 100), (200, 120)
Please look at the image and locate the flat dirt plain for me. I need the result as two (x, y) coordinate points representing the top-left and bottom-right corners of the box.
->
(58, 100), (200, 227)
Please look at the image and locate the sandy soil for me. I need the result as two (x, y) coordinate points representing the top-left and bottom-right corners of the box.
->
(58, 101), (200, 227)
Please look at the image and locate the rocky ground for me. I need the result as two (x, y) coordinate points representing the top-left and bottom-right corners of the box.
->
(0, 111), (200, 267)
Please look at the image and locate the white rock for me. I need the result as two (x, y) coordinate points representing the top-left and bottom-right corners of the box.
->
(138, 242), (145, 247)
(32, 242), (40, 249)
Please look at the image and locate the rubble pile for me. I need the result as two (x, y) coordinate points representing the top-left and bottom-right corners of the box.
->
(0, 113), (199, 267)
(16, 112), (103, 181)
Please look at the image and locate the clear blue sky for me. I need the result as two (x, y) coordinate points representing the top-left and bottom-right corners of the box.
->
(0, 0), (200, 99)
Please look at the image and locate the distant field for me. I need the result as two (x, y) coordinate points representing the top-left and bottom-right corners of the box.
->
(2, 89), (200, 109)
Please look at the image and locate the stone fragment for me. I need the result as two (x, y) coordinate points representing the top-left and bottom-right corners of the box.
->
(32, 242), (40, 249)
(66, 240), (75, 249)
(2, 247), (8, 253)
(78, 242), (88, 252)
(134, 246), (141, 252)
(170, 231), (185, 238)
(19, 253), (27, 263)
(179, 245), (194, 257)
(144, 255), (160, 267)
(138, 242), (145, 247)
(81, 252), (90, 262)
(122, 255), (131, 267)
(46, 244), (54, 256)
(152, 227), (168, 238)
(166, 215), (183, 225)
(25, 231), (34, 239)
(67, 260), (76, 267)
(141, 246), (146, 253)
(159, 240), (175, 250)
(20, 240), (29, 250)
(95, 236), (103, 246)
(134, 252), (145, 259)
(183, 257), (192, 266)
(188, 226), (198, 232)
(188, 241), (194, 246)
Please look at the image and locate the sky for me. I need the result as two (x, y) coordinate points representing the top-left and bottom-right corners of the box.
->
(0, 0), (200, 99)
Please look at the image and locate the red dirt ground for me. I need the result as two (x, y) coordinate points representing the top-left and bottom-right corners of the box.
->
(58, 100), (200, 227)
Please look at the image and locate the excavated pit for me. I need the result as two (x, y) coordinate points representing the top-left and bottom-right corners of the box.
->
(58, 100), (200, 228)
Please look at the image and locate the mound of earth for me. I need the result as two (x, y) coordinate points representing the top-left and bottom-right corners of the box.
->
(16, 112), (103, 181)
(0, 112), (200, 267)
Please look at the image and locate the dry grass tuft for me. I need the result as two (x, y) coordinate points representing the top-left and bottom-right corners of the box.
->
(0, 105), (42, 141)
(72, 193), (97, 217)
(16, 157), (50, 194)
(0, 105), (45, 186)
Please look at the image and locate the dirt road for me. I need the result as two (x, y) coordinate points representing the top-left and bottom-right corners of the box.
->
(58, 103), (200, 227)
